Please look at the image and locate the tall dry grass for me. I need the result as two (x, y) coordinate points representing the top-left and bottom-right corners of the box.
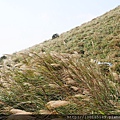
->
(0, 52), (119, 114)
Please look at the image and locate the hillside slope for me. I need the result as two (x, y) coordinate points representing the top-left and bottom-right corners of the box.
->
(28, 5), (120, 63)
(0, 6), (120, 116)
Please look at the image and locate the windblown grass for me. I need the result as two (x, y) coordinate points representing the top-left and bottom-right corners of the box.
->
(0, 52), (119, 114)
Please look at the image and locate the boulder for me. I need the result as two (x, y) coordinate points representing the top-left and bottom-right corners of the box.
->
(52, 34), (59, 39)
(0, 55), (7, 61)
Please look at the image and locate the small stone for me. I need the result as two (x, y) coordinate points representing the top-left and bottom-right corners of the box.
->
(90, 59), (96, 63)
(70, 86), (79, 91)
(46, 100), (70, 109)
(65, 78), (76, 85)
(39, 109), (57, 114)
(82, 89), (89, 95)
(10, 108), (32, 115)
(39, 109), (53, 114)
(49, 84), (60, 88)
(6, 108), (34, 120)
(112, 72), (120, 82)
(74, 94), (87, 98)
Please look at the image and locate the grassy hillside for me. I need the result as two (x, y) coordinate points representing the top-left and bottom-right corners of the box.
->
(29, 6), (120, 63)
(0, 6), (120, 117)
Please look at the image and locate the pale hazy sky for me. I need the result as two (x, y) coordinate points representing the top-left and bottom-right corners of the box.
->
(0, 0), (119, 56)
